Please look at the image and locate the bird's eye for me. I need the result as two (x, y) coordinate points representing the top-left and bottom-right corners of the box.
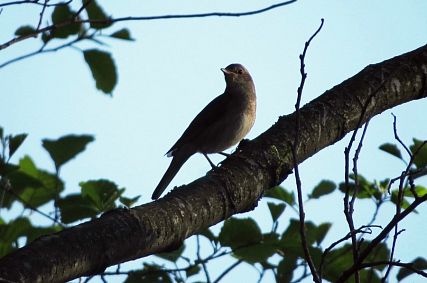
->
(237, 69), (243, 74)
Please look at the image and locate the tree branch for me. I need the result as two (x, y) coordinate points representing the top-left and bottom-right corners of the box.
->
(0, 44), (426, 282)
(0, 1), (297, 50)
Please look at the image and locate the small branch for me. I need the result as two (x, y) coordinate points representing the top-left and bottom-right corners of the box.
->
(35, 0), (49, 31)
(74, 0), (92, 19)
(196, 235), (211, 283)
(292, 18), (324, 283)
(359, 261), (427, 279)
(336, 194), (427, 282)
(0, 1), (297, 51)
(213, 260), (242, 283)
(319, 224), (381, 277)
(0, 0), (71, 8)
(0, 33), (89, 68)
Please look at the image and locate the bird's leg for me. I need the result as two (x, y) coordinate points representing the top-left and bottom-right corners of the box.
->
(218, 151), (231, 157)
(203, 153), (217, 169)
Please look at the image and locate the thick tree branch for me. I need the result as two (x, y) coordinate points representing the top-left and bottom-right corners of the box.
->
(0, 44), (426, 282)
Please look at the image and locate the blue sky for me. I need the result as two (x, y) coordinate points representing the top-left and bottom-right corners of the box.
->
(1, 0), (427, 282)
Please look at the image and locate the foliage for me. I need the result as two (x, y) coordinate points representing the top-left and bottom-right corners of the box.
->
(0, 125), (426, 282)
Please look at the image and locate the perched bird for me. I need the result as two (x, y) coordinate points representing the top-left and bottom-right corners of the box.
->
(151, 64), (256, 200)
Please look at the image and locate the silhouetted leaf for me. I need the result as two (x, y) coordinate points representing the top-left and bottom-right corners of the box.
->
(125, 265), (173, 283)
(51, 5), (81, 38)
(185, 265), (201, 277)
(42, 134), (94, 170)
(219, 218), (261, 248)
(119, 195), (140, 207)
(397, 257), (427, 281)
(8, 133), (27, 158)
(316, 222), (332, 245)
(26, 225), (62, 243)
(267, 202), (286, 222)
(0, 217), (31, 256)
(391, 190), (412, 211)
(155, 244), (185, 262)
(57, 194), (98, 224)
(379, 143), (402, 160)
(15, 25), (36, 36)
(198, 228), (217, 243)
(83, 0), (111, 29)
(310, 180), (336, 199)
(410, 138), (427, 168)
(404, 185), (427, 198)
(83, 49), (117, 94)
(234, 241), (277, 263)
(264, 186), (295, 206)
(110, 28), (134, 41)
(277, 257), (297, 283)
(80, 179), (123, 212)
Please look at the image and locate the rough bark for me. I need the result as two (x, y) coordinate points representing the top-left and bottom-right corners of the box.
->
(0, 44), (426, 282)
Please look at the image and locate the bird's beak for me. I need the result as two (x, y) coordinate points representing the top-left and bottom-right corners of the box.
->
(221, 68), (232, 75)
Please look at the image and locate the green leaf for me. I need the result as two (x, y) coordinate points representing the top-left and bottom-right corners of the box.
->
(219, 218), (262, 248)
(80, 179), (123, 212)
(15, 25), (36, 36)
(0, 217), (31, 256)
(119, 195), (140, 207)
(0, 163), (20, 176)
(155, 244), (185, 262)
(338, 174), (382, 200)
(233, 241), (276, 263)
(410, 138), (427, 168)
(310, 180), (336, 199)
(3, 156), (64, 209)
(110, 28), (134, 41)
(185, 265), (201, 277)
(125, 265), (173, 283)
(277, 257), (297, 283)
(315, 222), (332, 245)
(8, 133), (28, 158)
(0, 127), (3, 139)
(197, 228), (217, 243)
(83, 0), (111, 29)
(25, 225), (62, 243)
(57, 194), (99, 224)
(379, 143), (403, 160)
(264, 186), (295, 206)
(51, 5), (81, 38)
(397, 257), (427, 281)
(83, 49), (117, 94)
(42, 134), (94, 170)
(322, 243), (388, 282)
(391, 190), (412, 211)
(267, 202), (286, 222)
(404, 185), (427, 198)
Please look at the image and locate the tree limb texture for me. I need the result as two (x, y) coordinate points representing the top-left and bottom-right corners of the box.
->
(0, 44), (426, 282)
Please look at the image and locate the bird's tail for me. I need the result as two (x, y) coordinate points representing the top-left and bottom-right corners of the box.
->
(151, 149), (192, 200)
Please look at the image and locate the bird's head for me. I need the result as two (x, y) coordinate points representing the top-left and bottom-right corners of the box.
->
(221, 64), (254, 93)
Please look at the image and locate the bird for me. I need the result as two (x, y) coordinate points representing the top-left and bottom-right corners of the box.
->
(151, 63), (256, 200)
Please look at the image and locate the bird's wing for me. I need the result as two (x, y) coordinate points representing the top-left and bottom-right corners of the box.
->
(167, 93), (229, 156)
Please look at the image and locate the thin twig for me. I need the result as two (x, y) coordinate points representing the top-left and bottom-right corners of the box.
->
(196, 235), (211, 283)
(291, 18), (324, 283)
(35, 0), (49, 31)
(318, 224), (381, 277)
(0, 0), (71, 8)
(0, 0), (297, 50)
(360, 261), (427, 278)
(213, 260), (242, 283)
(336, 194), (427, 282)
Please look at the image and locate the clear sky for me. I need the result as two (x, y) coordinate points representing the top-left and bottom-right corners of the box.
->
(1, 0), (427, 282)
